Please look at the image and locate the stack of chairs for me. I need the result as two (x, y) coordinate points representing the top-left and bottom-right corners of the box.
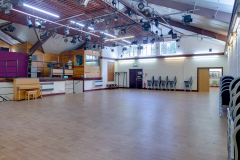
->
(147, 76), (154, 89)
(219, 76), (234, 116)
(153, 76), (161, 90)
(224, 76), (240, 160)
(161, 76), (168, 90)
(168, 76), (177, 91)
(184, 77), (193, 92)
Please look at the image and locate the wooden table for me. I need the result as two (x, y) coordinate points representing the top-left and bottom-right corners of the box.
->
(17, 85), (42, 101)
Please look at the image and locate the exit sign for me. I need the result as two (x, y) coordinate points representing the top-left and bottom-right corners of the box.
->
(133, 63), (138, 67)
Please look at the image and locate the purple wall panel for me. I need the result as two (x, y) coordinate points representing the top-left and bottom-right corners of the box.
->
(0, 51), (28, 77)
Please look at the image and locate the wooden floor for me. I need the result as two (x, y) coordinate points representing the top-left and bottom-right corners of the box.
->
(0, 88), (227, 160)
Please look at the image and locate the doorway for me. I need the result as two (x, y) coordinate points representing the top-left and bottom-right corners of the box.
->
(129, 69), (143, 89)
(108, 62), (114, 81)
(197, 67), (223, 92)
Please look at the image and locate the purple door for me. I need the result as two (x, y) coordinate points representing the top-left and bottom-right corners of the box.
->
(129, 69), (143, 89)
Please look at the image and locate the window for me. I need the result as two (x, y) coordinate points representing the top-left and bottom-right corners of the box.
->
(125, 47), (129, 57)
(141, 43), (156, 56)
(85, 55), (100, 66)
(125, 46), (137, 57)
(161, 42), (177, 54)
(75, 55), (83, 66)
(129, 47), (133, 57)
(133, 46), (137, 56)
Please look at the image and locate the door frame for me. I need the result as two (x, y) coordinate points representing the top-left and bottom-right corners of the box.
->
(129, 69), (143, 89)
(197, 67), (223, 92)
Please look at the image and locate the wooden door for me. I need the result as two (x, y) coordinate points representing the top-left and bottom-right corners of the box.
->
(198, 68), (210, 92)
(108, 62), (114, 81)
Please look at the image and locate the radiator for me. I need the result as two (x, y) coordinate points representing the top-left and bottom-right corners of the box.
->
(94, 80), (103, 87)
(40, 82), (54, 91)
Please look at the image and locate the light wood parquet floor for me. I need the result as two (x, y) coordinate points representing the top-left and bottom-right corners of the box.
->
(0, 88), (227, 160)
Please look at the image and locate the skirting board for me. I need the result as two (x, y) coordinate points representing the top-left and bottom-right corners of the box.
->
(42, 92), (65, 97)
(84, 88), (106, 92)
(143, 88), (198, 92)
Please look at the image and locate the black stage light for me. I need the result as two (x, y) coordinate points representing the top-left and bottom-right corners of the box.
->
(182, 15), (192, 25)
(71, 37), (77, 44)
(138, 2), (145, 10)
(27, 19), (33, 29)
(172, 33), (177, 39)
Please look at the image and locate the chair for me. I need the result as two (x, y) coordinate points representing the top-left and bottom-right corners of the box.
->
(229, 77), (240, 98)
(232, 125), (240, 160)
(153, 76), (161, 90)
(147, 76), (154, 89)
(234, 115), (240, 129)
(168, 76), (177, 91)
(161, 76), (168, 90)
(25, 90), (37, 101)
(234, 104), (240, 120)
(184, 76), (193, 92)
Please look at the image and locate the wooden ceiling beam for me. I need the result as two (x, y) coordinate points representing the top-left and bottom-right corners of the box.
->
(29, 34), (52, 56)
(1, 30), (24, 44)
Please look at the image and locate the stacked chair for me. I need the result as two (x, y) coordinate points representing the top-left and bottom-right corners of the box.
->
(184, 77), (193, 92)
(224, 76), (240, 160)
(219, 76), (234, 116)
(153, 76), (161, 90)
(147, 76), (154, 89)
(161, 76), (168, 90)
(168, 76), (177, 91)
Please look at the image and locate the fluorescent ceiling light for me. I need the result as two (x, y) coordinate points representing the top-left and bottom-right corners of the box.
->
(71, 21), (94, 30)
(139, 58), (157, 61)
(194, 52), (219, 54)
(101, 32), (117, 38)
(119, 60), (135, 62)
(122, 40), (131, 44)
(193, 56), (219, 59)
(12, 9), (99, 38)
(165, 57), (185, 59)
(23, 4), (59, 18)
(105, 36), (135, 41)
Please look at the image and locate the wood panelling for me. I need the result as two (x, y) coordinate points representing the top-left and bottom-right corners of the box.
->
(59, 49), (101, 78)
(10, 42), (28, 53)
(198, 68), (210, 92)
(0, 40), (10, 48)
(10, 42), (60, 77)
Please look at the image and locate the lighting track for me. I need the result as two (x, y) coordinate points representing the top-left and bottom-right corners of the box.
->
(11, 9), (100, 38)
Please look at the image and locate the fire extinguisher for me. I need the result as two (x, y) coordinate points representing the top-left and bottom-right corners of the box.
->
(144, 82), (146, 88)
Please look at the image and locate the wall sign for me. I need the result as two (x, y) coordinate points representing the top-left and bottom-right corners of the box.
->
(133, 63), (138, 67)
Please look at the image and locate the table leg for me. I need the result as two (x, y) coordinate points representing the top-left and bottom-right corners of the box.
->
(19, 89), (20, 101)
(41, 88), (42, 99)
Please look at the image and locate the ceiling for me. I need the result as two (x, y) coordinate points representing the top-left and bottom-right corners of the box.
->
(0, 0), (235, 53)
(171, 0), (234, 13)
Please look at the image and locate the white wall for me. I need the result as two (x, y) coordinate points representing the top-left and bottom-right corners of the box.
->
(175, 37), (225, 55)
(228, 31), (239, 78)
(116, 36), (225, 58)
(0, 82), (13, 101)
(118, 56), (228, 90)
